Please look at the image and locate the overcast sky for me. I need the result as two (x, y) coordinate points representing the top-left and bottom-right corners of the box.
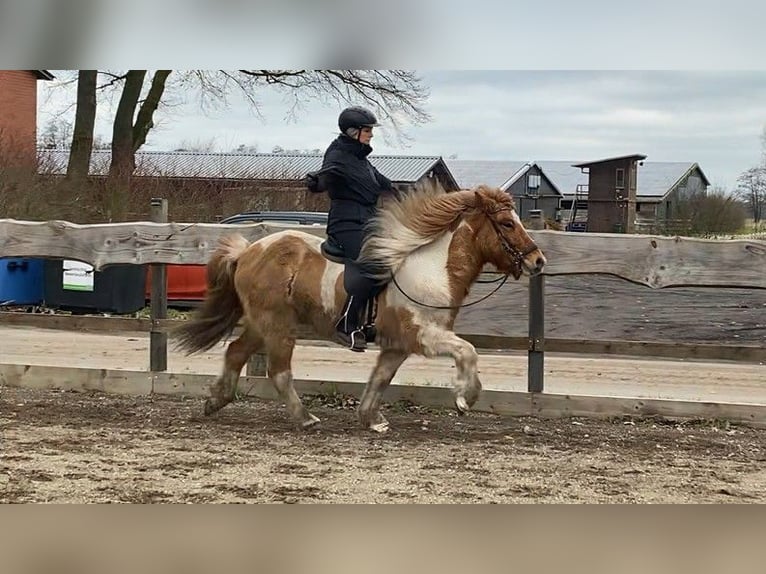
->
(38, 70), (766, 191)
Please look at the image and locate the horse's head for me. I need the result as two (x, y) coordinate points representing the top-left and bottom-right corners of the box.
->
(468, 186), (546, 279)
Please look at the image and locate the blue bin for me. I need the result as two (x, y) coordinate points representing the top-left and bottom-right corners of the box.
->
(0, 258), (45, 306)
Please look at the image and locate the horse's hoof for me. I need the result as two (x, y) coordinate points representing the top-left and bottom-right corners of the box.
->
(203, 399), (219, 416)
(455, 396), (470, 415)
(302, 414), (321, 429)
(369, 421), (390, 433)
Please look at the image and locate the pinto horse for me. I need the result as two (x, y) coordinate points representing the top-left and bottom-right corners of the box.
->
(174, 182), (546, 433)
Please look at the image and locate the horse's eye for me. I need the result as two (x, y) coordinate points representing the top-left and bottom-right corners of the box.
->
(501, 221), (515, 229)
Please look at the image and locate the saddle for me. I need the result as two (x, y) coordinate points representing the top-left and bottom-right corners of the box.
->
(320, 236), (378, 343)
(320, 236), (347, 264)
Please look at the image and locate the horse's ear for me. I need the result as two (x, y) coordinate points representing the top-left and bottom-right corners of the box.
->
(473, 189), (487, 211)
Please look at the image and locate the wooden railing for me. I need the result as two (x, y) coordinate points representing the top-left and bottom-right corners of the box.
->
(2, 207), (765, 425)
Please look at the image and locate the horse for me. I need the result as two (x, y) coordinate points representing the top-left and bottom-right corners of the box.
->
(173, 181), (546, 433)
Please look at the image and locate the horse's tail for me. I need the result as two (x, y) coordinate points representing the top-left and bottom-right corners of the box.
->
(173, 234), (250, 355)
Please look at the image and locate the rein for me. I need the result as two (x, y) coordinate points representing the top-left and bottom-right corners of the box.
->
(391, 271), (511, 310)
(389, 206), (540, 311)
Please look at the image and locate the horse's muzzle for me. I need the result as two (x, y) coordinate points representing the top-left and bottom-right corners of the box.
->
(522, 250), (547, 276)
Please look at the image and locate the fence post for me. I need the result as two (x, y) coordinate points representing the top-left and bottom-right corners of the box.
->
(527, 209), (545, 392)
(150, 198), (168, 372)
(528, 273), (545, 393)
(246, 353), (268, 377)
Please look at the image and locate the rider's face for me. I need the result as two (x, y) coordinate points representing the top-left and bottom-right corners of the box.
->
(358, 126), (373, 145)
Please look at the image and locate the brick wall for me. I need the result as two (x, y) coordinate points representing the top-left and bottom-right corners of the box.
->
(0, 70), (38, 165)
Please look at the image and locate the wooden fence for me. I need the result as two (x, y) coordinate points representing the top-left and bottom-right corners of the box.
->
(2, 202), (765, 425)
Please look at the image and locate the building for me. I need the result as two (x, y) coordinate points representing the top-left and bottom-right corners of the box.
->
(631, 162), (711, 232)
(445, 159), (563, 221)
(446, 156), (711, 232)
(536, 159), (711, 232)
(39, 149), (460, 220)
(571, 154), (646, 233)
(0, 70), (54, 166)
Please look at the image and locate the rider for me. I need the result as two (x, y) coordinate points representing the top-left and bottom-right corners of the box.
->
(318, 105), (396, 352)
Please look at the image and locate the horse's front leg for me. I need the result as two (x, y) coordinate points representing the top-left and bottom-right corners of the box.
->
(358, 348), (408, 433)
(266, 335), (320, 429)
(418, 325), (481, 414)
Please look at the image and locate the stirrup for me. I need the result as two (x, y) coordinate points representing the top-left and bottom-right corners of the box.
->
(334, 328), (367, 352)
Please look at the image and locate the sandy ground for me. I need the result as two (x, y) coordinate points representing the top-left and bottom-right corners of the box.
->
(2, 386), (765, 503)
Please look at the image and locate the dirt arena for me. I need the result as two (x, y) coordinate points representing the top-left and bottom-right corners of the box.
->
(1, 386), (764, 503)
(1, 274), (764, 503)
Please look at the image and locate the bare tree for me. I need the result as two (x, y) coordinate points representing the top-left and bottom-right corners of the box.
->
(178, 70), (430, 140)
(66, 70), (97, 180)
(103, 70), (171, 219)
(736, 166), (765, 224)
(56, 69), (429, 220)
(674, 185), (746, 236)
(38, 118), (73, 149)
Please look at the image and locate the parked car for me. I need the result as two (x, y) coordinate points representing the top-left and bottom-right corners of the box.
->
(219, 211), (328, 226)
(145, 211), (328, 307)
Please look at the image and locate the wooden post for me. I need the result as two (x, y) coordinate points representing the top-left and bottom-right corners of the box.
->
(150, 198), (168, 372)
(246, 353), (268, 377)
(528, 273), (545, 393)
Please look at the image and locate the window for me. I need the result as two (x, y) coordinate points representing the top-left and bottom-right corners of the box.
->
(526, 174), (540, 197)
(616, 168), (625, 189)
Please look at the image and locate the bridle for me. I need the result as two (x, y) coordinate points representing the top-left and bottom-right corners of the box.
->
(486, 207), (541, 268)
(390, 205), (541, 311)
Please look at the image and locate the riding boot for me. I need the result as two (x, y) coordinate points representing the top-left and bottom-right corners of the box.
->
(334, 294), (368, 352)
(362, 297), (378, 343)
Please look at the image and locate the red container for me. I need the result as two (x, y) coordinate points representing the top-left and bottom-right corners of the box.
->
(145, 264), (208, 302)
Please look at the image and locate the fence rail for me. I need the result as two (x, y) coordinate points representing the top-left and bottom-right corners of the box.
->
(2, 209), (765, 425)
(2, 311), (763, 363)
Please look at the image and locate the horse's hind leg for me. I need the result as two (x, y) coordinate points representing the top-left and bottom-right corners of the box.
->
(204, 329), (263, 416)
(418, 326), (481, 415)
(266, 335), (320, 429)
(358, 348), (408, 433)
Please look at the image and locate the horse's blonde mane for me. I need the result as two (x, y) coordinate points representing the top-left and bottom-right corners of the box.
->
(359, 180), (513, 277)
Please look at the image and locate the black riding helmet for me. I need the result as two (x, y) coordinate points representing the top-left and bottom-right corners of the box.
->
(338, 106), (380, 133)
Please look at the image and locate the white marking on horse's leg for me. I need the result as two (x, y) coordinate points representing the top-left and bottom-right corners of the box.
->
(302, 413), (321, 429)
(369, 420), (390, 434)
(358, 349), (408, 430)
(271, 371), (318, 428)
(418, 326), (481, 411)
(319, 261), (343, 315)
(266, 336), (318, 427)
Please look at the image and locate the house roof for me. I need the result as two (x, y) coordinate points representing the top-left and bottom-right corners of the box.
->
(635, 162), (710, 199)
(446, 158), (709, 201)
(445, 159), (532, 189)
(536, 160), (590, 196)
(39, 149), (458, 187)
(572, 153), (647, 168)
